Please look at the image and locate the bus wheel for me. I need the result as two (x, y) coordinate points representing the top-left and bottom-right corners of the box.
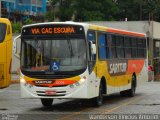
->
(41, 98), (53, 107)
(127, 75), (136, 97)
(120, 91), (127, 97)
(92, 82), (103, 107)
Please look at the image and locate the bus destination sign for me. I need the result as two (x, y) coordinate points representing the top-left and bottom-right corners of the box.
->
(22, 24), (84, 36)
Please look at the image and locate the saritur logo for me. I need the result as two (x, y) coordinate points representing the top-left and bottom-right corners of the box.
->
(108, 60), (128, 76)
(34, 80), (53, 84)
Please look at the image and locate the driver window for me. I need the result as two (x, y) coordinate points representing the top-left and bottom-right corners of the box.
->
(87, 30), (96, 44)
(87, 30), (96, 73)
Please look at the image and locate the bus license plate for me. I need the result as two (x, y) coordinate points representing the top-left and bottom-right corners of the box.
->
(45, 90), (56, 95)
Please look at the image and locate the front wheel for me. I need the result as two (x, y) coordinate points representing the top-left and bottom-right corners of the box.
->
(41, 98), (54, 107)
(92, 82), (103, 107)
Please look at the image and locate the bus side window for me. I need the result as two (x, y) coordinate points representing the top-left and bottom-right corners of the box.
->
(87, 30), (96, 73)
(87, 30), (96, 60)
(87, 31), (96, 44)
(98, 33), (107, 60)
(131, 37), (137, 58)
(124, 37), (132, 58)
(116, 36), (125, 58)
(111, 35), (117, 58)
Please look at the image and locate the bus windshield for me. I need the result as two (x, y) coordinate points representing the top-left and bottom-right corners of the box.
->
(21, 37), (87, 74)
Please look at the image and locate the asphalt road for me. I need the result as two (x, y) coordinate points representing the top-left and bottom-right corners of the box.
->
(0, 81), (160, 120)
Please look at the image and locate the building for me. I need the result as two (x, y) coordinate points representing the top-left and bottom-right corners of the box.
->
(88, 21), (160, 80)
(0, 0), (46, 22)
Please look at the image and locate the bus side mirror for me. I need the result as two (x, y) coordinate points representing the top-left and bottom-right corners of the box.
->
(89, 41), (96, 61)
(13, 35), (21, 59)
(89, 41), (96, 55)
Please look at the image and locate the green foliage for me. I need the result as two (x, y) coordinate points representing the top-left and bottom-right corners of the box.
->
(58, 0), (75, 21)
(49, 0), (60, 6)
(73, 0), (118, 21)
(24, 18), (33, 25)
(12, 22), (22, 33)
(12, 18), (33, 33)
(48, 0), (160, 22)
(45, 11), (54, 22)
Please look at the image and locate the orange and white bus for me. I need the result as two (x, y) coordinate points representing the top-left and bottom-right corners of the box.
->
(14, 22), (147, 107)
(0, 18), (12, 88)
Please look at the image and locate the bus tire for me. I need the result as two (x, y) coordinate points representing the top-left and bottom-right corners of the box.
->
(120, 90), (127, 97)
(92, 82), (103, 107)
(126, 75), (136, 97)
(120, 75), (136, 97)
(41, 98), (53, 107)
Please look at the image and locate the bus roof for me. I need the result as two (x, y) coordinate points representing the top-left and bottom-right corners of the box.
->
(0, 18), (11, 25)
(88, 24), (145, 37)
(22, 21), (145, 37)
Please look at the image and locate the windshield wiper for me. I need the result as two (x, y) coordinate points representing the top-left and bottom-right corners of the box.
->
(67, 40), (74, 57)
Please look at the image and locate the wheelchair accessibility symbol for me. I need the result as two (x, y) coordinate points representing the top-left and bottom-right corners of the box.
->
(51, 61), (60, 71)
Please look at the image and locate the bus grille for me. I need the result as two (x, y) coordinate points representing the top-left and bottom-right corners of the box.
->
(36, 91), (66, 97)
(35, 85), (68, 87)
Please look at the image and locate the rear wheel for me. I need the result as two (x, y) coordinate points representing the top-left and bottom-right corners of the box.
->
(120, 75), (136, 97)
(41, 98), (53, 107)
(127, 75), (136, 97)
(92, 82), (103, 107)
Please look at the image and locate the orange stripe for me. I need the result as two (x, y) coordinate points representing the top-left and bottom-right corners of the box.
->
(27, 80), (77, 87)
(126, 60), (145, 74)
(107, 28), (145, 37)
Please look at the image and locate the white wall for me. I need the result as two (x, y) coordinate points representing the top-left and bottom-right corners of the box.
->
(153, 21), (160, 40)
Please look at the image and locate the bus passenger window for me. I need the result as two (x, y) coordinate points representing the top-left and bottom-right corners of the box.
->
(131, 38), (137, 58)
(98, 33), (107, 60)
(116, 36), (124, 58)
(137, 38), (144, 58)
(111, 35), (117, 58)
(124, 37), (131, 58)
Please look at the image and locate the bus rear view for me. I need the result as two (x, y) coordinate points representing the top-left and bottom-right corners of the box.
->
(0, 18), (12, 88)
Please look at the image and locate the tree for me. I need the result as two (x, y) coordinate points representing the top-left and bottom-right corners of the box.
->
(115, 0), (140, 21)
(48, 0), (160, 22)
(58, 0), (75, 21)
(116, 0), (160, 21)
(45, 11), (54, 22)
(74, 0), (118, 21)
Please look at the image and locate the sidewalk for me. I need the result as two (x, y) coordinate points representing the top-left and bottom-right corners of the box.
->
(11, 74), (20, 84)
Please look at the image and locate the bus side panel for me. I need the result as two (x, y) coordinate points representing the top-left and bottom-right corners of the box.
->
(6, 39), (12, 86)
(0, 42), (7, 88)
(5, 23), (12, 87)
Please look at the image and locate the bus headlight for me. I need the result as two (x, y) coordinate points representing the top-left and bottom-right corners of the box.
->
(20, 78), (25, 83)
(79, 76), (86, 84)
(75, 76), (86, 86)
(69, 76), (86, 88)
(20, 78), (33, 88)
(20, 78), (28, 87)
